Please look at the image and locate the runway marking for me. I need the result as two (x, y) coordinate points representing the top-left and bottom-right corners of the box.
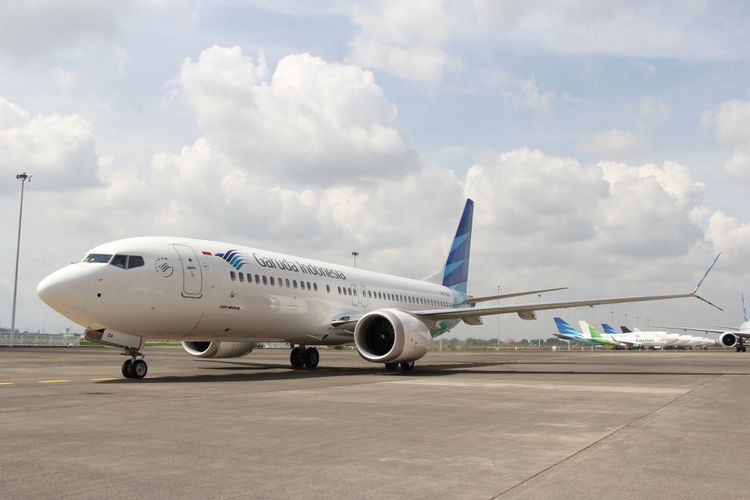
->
(385, 379), (688, 395)
(37, 380), (71, 384)
(0, 382), (15, 385)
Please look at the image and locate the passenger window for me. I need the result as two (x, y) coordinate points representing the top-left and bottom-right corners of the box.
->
(337, 286), (342, 294)
(262, 275), (267, 285)
(307, 282), (312, 290)
(314, 283), (318, 292)
(239, 272), (244, 282)
(326, 284), (330, 293)
(255, 274), (260, 284)
(269, 277), (275, 286)
(230, 271), (236, 281)
(278, 277), (283, 287)
(110, 255), (127, 269)
(286, 279), (290, 288)
(293, 280), (298, 289)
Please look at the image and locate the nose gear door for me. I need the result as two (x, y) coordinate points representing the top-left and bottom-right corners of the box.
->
(173, 244), (203, 298)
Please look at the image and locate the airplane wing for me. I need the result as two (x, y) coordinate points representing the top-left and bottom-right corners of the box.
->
(652, 326), (728, 334)
(465, 287), (567, 305)
(415, 291), (718, 323)
(416, 253), (721, 322)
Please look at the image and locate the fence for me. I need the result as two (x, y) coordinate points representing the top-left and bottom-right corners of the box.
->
(0, 334), (81, 347)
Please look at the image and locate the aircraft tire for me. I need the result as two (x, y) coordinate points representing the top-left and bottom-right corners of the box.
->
(400, 361), (414, 371)
(385, 362), (398, 371)
(128, 359), (148, 379)
(303, 347), (319, 368)
(290, 347), (305, 368)
(121, 359), (132, 378)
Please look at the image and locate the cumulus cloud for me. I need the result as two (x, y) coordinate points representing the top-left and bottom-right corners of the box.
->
(463, 149), (706, 281)
(578, 129), (647, 158)
(348, 0), (456, 85)
(0, 96), (101, 193)
(702, 98), (750, 182)
(175, 46), (413, 185)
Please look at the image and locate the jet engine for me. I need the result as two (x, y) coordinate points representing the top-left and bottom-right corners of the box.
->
(720, 332), (737, 347)
(181, 340), (256, 358)
(354, 309), (432, 364)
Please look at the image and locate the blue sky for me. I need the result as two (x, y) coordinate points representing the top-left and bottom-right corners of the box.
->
(2, 1), (750, 338)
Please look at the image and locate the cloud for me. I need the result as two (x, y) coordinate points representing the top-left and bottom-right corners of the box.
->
(175, 46), (413, 186)
(0, 96), (101, 194)
(501, 77), (557, 111)
(348, 0), (456, 85)
(0, 1), (123, 58)
(578, 129), (647, 158)
(702, 98), (750, 182)
(470, 0), (746, 60)
(637, 96), (669, 125)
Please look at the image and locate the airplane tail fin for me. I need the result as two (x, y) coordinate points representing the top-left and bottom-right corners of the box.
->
(601, 323), (618, 334)
(441, 199), (473, 295)
(578, 321), (594, 339)
(579, 321), (605, 339)
(743, 293), (748, 322)
(620, 326), (632, 333)
(554, 317), (578, 336)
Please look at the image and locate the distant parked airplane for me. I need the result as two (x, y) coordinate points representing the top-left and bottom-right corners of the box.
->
(656, 294), (750, 352)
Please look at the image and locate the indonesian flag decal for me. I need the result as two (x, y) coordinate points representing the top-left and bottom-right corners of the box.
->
(202, 251), (212, 256)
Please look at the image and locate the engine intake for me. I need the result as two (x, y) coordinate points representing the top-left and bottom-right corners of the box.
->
(354, 309), (432, 364)
(181, 340), (256, 358)
(720, 332), (737, 347)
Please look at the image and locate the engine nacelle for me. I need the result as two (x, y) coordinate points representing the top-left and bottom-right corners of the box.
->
(354, 309), (432, 364)
(720, 332), (737, 347)
(181, 340), (256, 358)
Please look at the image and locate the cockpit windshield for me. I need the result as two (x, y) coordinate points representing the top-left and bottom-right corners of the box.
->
(82, 254), (112, 263)
(110, 254), (145, 269)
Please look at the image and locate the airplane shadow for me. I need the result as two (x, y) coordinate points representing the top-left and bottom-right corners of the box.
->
(94, 360), (748, 384)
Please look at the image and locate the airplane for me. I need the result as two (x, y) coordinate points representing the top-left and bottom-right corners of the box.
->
(37, 199), (722, 379)
(578, 321), (624, 348)
(655, 294), (750, 352)
(617, 325), (716, 349)
(591, 322), (668, 349)
(553, 317), (599, 347)
(603, 323), (688, 348)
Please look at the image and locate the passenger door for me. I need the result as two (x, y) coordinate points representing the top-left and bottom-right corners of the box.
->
(173, 244), (203, 298)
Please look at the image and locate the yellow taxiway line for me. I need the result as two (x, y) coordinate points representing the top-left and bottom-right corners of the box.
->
(37, 380), (71, 384)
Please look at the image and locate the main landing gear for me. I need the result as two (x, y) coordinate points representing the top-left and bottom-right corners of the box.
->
(290, 345), (319, 368)
(737, 338), (747, 352)
(121, 347), (148, 379)
(385, 361), (414, 371)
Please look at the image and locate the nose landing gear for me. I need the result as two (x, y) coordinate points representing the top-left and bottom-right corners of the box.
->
(121, 347), (148, 379)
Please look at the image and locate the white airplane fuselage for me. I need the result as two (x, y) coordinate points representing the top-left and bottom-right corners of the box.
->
(38, 237), (461, 344)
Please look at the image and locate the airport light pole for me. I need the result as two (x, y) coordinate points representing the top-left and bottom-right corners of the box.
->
(11, 173), (32, 348)
(497, 284), (501, 349)
(351, 251), (359, 268)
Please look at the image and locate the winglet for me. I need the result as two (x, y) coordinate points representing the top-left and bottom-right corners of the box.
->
(742, 292), (748, 322)
(692, 253), (721, 294)
(694, 295), (723, 312)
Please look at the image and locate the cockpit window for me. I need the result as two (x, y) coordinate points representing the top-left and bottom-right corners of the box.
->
(111, 255), (127, 269)
(128, 256), (145, 269)
(108, 254), (145, 269)
(83, 254), (112, 263)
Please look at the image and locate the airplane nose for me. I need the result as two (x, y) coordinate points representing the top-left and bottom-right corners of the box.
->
(37, 265), (90, 318)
